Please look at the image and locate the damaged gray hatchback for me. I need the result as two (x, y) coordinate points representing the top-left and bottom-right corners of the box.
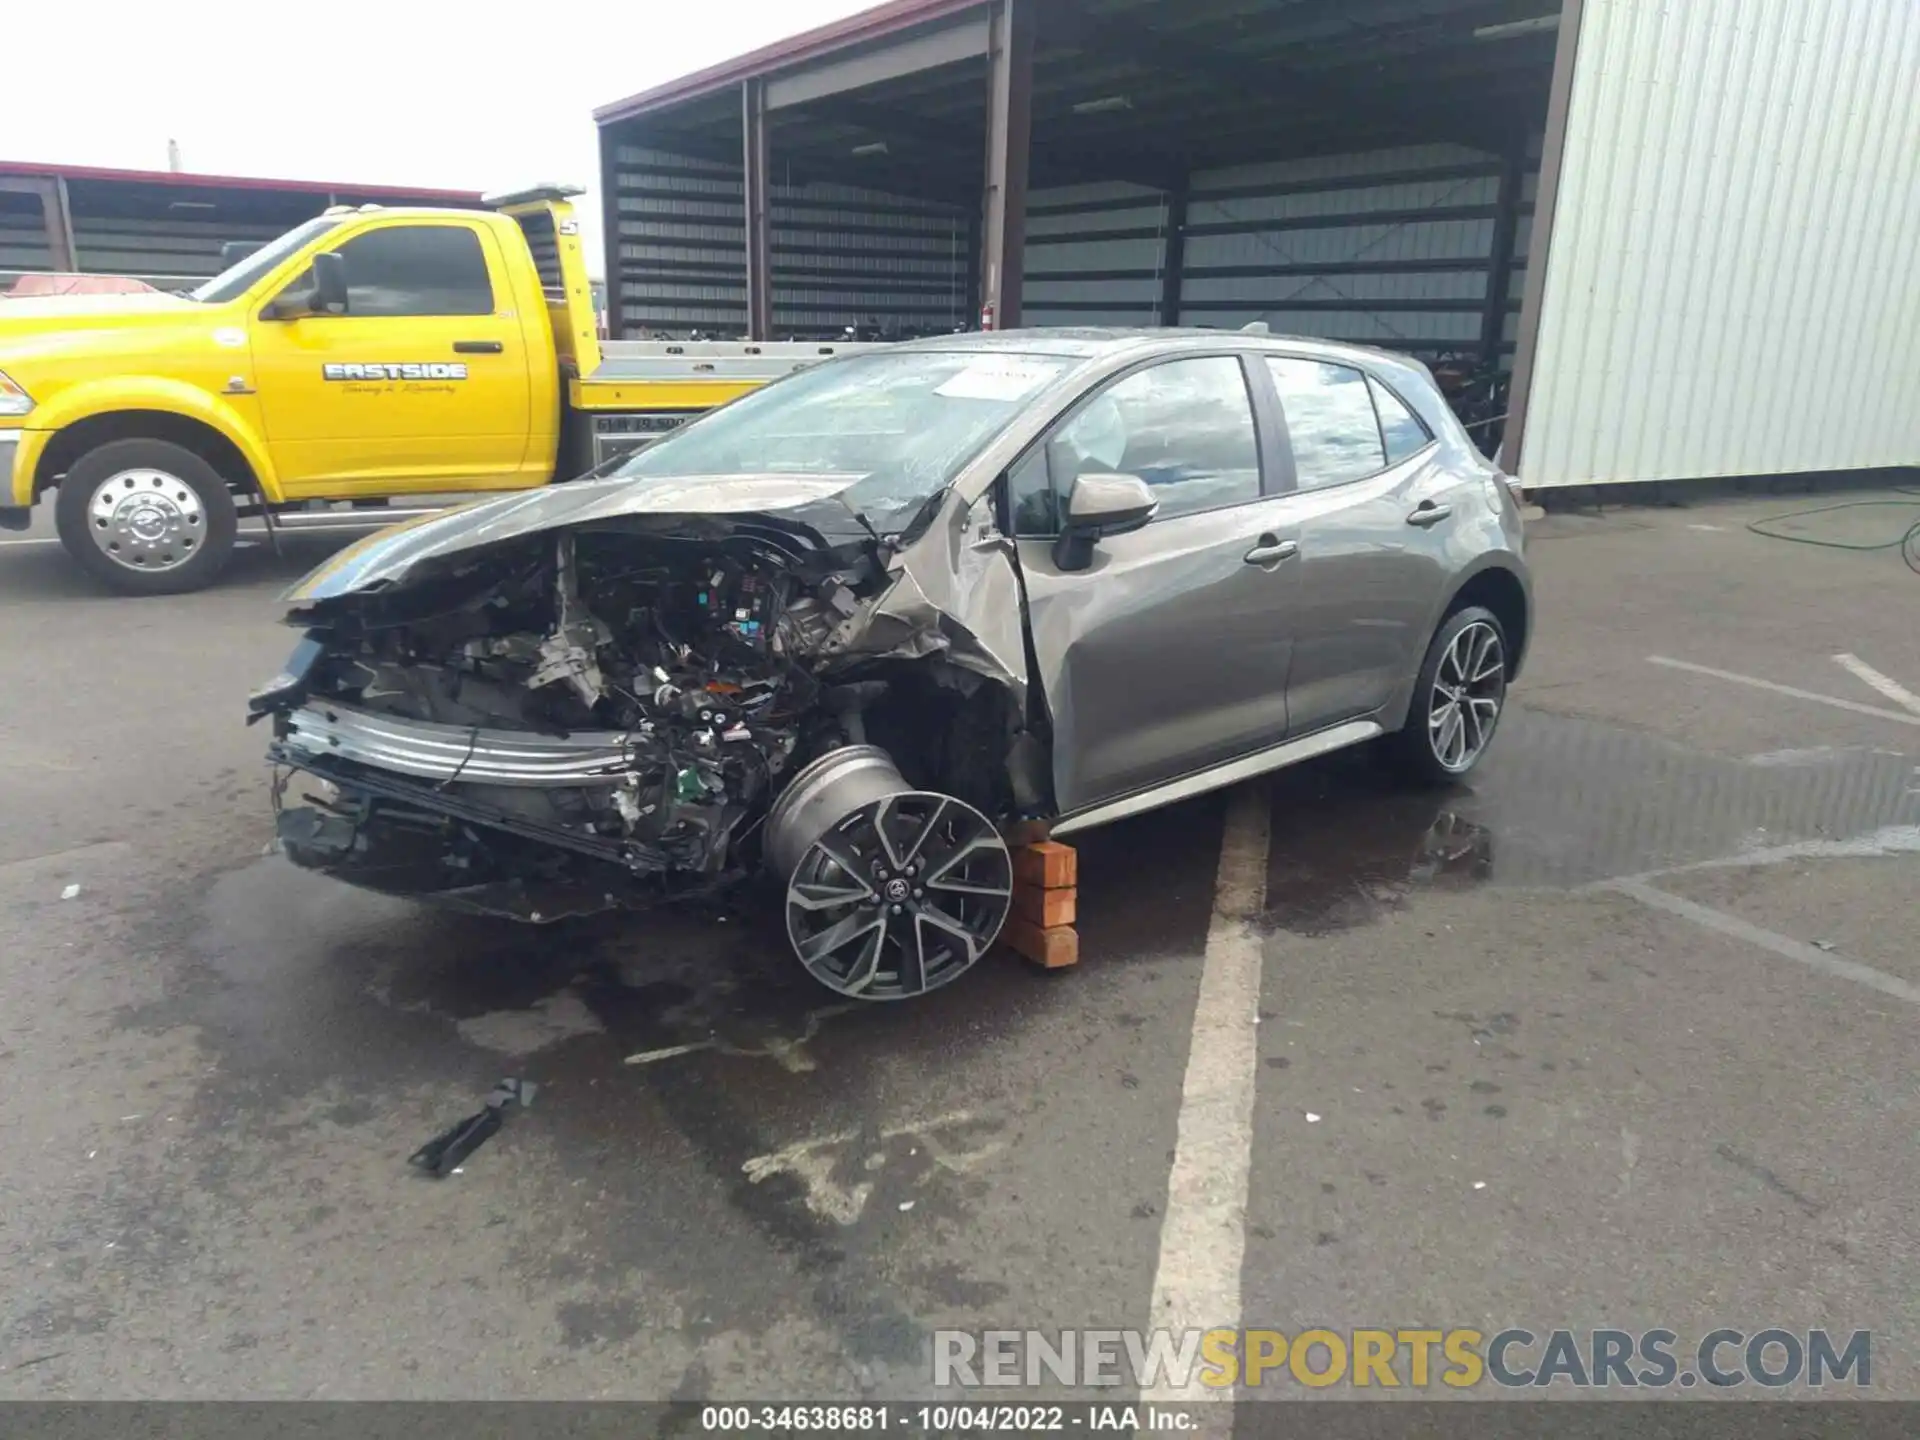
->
(252, 329), (1530, 1000)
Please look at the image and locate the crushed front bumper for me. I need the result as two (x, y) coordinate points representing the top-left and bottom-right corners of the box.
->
(266, 701), (680, 887)
(276, 702), (642, 787)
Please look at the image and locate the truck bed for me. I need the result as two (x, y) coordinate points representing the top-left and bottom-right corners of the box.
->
(572, 338), (888, 417)
(587, 338), (882, 383)
(568, 339), (891, 463)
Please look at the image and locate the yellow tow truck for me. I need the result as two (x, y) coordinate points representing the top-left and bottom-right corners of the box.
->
(0, 186), (873, 593)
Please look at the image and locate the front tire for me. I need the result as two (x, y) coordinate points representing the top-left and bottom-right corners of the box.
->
(54, 439), (239, 595)
(1388, 605), (1510, 785)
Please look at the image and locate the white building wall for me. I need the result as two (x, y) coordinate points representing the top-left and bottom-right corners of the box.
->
(1519, 0), (1920, 487)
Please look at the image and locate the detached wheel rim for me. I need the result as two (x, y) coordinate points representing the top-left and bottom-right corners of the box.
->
(1428, 620), (1505, 773)
(87, 468), (204, 572)
(785, 792), (1012, 1000)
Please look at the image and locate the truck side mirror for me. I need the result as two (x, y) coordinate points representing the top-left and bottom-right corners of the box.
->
(310, 251), (349, 315)
(262, 251), (351, 321)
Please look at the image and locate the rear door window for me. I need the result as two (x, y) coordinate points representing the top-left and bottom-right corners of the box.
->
(1264, 357), (1386, 489)
(1368, 375), (1434, 464)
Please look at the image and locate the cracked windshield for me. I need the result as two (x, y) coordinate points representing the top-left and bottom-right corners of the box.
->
(616, 349), (1070, 527)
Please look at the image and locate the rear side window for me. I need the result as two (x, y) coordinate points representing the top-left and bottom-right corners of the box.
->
(1265, 357), (1386, 489)
(1368, 375), (1434, 463)
(331, 225), (495, 317)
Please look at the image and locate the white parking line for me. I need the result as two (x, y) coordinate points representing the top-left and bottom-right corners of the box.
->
(1647, 656), (1920, 729)
(1833, 652), (1920, 718)
(1609, 879), (1920, 1007)
(1141, 783), (1270, 1419)
(0, 537), (60, 547)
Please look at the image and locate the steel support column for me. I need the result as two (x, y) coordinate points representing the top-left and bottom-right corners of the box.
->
(1480, 145), (1526, 366)
(978, 0), (1034, 330)
(1157, 175), (1189, 327)
(598, 130), (625, 339)
(1504, 0), (1586, 475)
(49, 178), (77, 274)
(965, 208), (982, 330)
(742, 78), (774, 341)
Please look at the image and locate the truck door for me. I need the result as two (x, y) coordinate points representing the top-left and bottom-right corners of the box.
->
(249, 220), (532, 496)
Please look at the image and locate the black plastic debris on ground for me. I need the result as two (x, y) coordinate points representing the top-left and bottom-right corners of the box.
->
(408, 1078), (537, 1178)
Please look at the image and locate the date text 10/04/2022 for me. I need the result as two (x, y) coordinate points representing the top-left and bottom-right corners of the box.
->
(700, 1404), (1197, 1432)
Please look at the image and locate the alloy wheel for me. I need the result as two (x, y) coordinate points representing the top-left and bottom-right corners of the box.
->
(785, 792), (1012, 1000)
(1427, 620), (1506, 773)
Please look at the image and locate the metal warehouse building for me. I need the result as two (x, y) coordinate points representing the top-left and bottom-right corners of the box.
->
(592, 0), (1919, 491)
(0, 161), (479, 294)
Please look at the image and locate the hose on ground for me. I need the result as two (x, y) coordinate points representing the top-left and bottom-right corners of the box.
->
(1744, 490), (1920, 558)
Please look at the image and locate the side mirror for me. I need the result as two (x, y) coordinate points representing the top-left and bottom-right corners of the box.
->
(310, 251), (349, 315)
(261, 251), (350, 321)
(1052, 472), (1158, 572)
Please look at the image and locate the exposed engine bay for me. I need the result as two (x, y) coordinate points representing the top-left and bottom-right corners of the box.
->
(256, 502), (1040, 999)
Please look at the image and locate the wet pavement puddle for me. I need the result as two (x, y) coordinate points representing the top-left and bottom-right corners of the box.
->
(172, 702), (1919, 1091)
(1262, 707), (1919, 935)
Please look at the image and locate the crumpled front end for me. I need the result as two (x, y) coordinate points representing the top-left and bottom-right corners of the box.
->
(253, 482), (1045, 998)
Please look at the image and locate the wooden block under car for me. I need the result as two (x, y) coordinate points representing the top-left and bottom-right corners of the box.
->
(1012, 840), (1077, 890)
(1003, 818), (1054, 848)
(1012, 881), (1077, 929)
(1002, 914), (1080, 969)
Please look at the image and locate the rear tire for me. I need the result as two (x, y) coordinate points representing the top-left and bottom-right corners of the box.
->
(1387, 605), (1510, 786)
(54, 439), (239, 595)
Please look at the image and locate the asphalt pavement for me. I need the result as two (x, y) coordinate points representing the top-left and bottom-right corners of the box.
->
(0, 489), (1915, 1403)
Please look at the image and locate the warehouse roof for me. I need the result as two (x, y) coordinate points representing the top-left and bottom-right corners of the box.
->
(594, 0), (973, 124)
(0, 160), (479, 204)
(592, 0), (1560, 196)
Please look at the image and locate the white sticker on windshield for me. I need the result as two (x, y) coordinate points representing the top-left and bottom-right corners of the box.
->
(934, 358), (1058, 402)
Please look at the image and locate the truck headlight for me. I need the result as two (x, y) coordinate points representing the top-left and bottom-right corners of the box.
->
(0, 370), (34, 417)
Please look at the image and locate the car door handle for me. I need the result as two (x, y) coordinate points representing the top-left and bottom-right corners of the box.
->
(1244, 537), (1299, 566)
(1407, 501), (1453, 527)
(452, 340), (503, 354)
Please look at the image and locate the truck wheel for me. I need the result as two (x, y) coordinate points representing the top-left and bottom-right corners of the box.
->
(54, 439), (239, 595)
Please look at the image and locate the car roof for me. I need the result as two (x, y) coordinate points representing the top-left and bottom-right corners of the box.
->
(889, 325), (1427, 373)
(883, 326), (1457, 444)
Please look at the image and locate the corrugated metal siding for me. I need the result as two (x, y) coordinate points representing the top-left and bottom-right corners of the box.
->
(1177, 143), (1525, 359)
(69, 212), (285, 284)
(610, 145), (968, 338)
(0, 191), (52, 278)
(1023, 182), (1169, 326)
(1519, 0), (1920, 486)
(770, 181), (970, 337)
(1022, 147), (1545, 356)
(610, 146), (750, 334)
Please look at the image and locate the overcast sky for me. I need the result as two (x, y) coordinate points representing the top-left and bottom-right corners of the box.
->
(0, 0), (876, 276)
